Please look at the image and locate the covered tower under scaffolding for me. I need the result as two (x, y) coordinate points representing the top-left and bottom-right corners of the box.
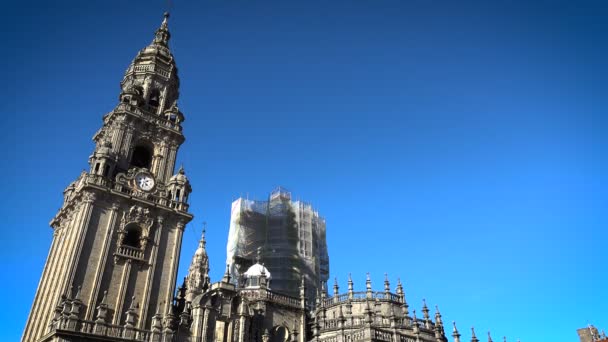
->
(226, 187), (329, 303)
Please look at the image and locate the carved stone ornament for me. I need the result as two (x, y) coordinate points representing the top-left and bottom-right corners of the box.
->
(115, 167), (167, 198)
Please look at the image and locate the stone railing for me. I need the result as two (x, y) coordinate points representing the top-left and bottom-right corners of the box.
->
(132, 64), (171, 78)
(50, 319), (156, 341)
(319, 315), (426, 333)
(320, 328), (370, 342)
(239, 289), (302, 309)
(116, 245), (145, 261)
(320, 328), (418, 342)
(322, 291), (401, 307)
(112, 103), (182, 132)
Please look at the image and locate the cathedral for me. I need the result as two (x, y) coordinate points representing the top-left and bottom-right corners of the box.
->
(22, 13), (467, 342)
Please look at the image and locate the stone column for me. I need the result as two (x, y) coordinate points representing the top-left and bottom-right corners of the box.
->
(86, 203), (119, 320)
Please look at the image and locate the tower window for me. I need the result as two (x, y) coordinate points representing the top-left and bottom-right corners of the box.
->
(123, 225), (142, 248)
(130, 145), (152, 169)
(149, 89), (160, 108)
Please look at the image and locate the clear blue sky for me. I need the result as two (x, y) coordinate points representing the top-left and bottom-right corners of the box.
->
(2, 1), (606, 341)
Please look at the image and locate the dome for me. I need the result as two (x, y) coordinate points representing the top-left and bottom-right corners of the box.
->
(244, 263), (272, 280)
(169, 166), (189, 183)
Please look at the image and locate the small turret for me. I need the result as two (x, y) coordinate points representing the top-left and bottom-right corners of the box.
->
(366, 273), (372, 298)
(471, 327), (479, 342)
(222, 264), (232, 283)
(384, 273), (390, 292)
(243, 262), (272, 289)
(167, 166), (192, 210)
(434, 305), (445, 339)
(412, 310), (421, 341)
(422, 299), (431, 329)
(89, 139), (116, 178)
(452, 322), (461, 342)
(185, 225), (210, 302)
(347, 273), (354, 299)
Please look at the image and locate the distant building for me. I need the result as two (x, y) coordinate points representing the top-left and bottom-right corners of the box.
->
(578, 325), (608, 342)
(226, 187), (329, 303)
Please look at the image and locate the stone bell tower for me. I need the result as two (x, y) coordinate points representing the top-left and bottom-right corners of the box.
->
(22, 13), (193, 342)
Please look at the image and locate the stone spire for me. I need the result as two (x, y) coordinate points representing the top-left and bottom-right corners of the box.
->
(452, 322), (461, 342)
(222, 264), (232, 283)
(185, 225), (210, 302)
(119, 12), (181, 117)
(152, 12), (171, 47)
(384, 273), (390, 293)
(422, 299), (431, 329)
(333, 278), (339, 298)
(471, 327), (479, 342)
(434, 305), (445, 337)
(487, 331), (493, 342)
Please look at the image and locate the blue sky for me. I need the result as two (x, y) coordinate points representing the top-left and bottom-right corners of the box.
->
(2, 1), (607, 341)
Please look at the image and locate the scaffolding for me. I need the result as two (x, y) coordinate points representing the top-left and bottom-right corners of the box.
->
(226, 187), (330, 302)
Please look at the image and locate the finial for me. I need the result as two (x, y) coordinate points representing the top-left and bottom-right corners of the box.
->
(100, 290), (108, 304)
(487, 331), (493, 342)
(151, 12), (171, 46)
(452, 321), (461, 342)
(178, 165), (185, 174)
(222, 264), (231, 283)
(348, 273), (353, 282)
(470, 327), (479, 342)
(422, 299), (430, 320)
(503, 337), (507, 342)
(434, 305), (443, 325)
(199, 222), (207, 246)
(74, 285), (82, 300)
(384, 273), (390, 291)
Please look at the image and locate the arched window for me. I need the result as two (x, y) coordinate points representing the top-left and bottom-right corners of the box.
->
(123, 225), (141, 248)
(130, 144), (152, 169)
(149, 89), (160, 108)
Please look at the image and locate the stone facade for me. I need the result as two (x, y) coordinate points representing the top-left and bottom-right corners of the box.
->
(23, 13), (461, 342)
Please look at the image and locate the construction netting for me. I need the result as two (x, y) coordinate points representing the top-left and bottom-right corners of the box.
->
(226, 187), (329, 303)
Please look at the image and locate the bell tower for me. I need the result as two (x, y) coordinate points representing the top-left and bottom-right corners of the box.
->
(22, 13), (193, 342)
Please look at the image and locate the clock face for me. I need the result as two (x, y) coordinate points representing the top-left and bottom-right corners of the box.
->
(135, 173), (155, 192)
